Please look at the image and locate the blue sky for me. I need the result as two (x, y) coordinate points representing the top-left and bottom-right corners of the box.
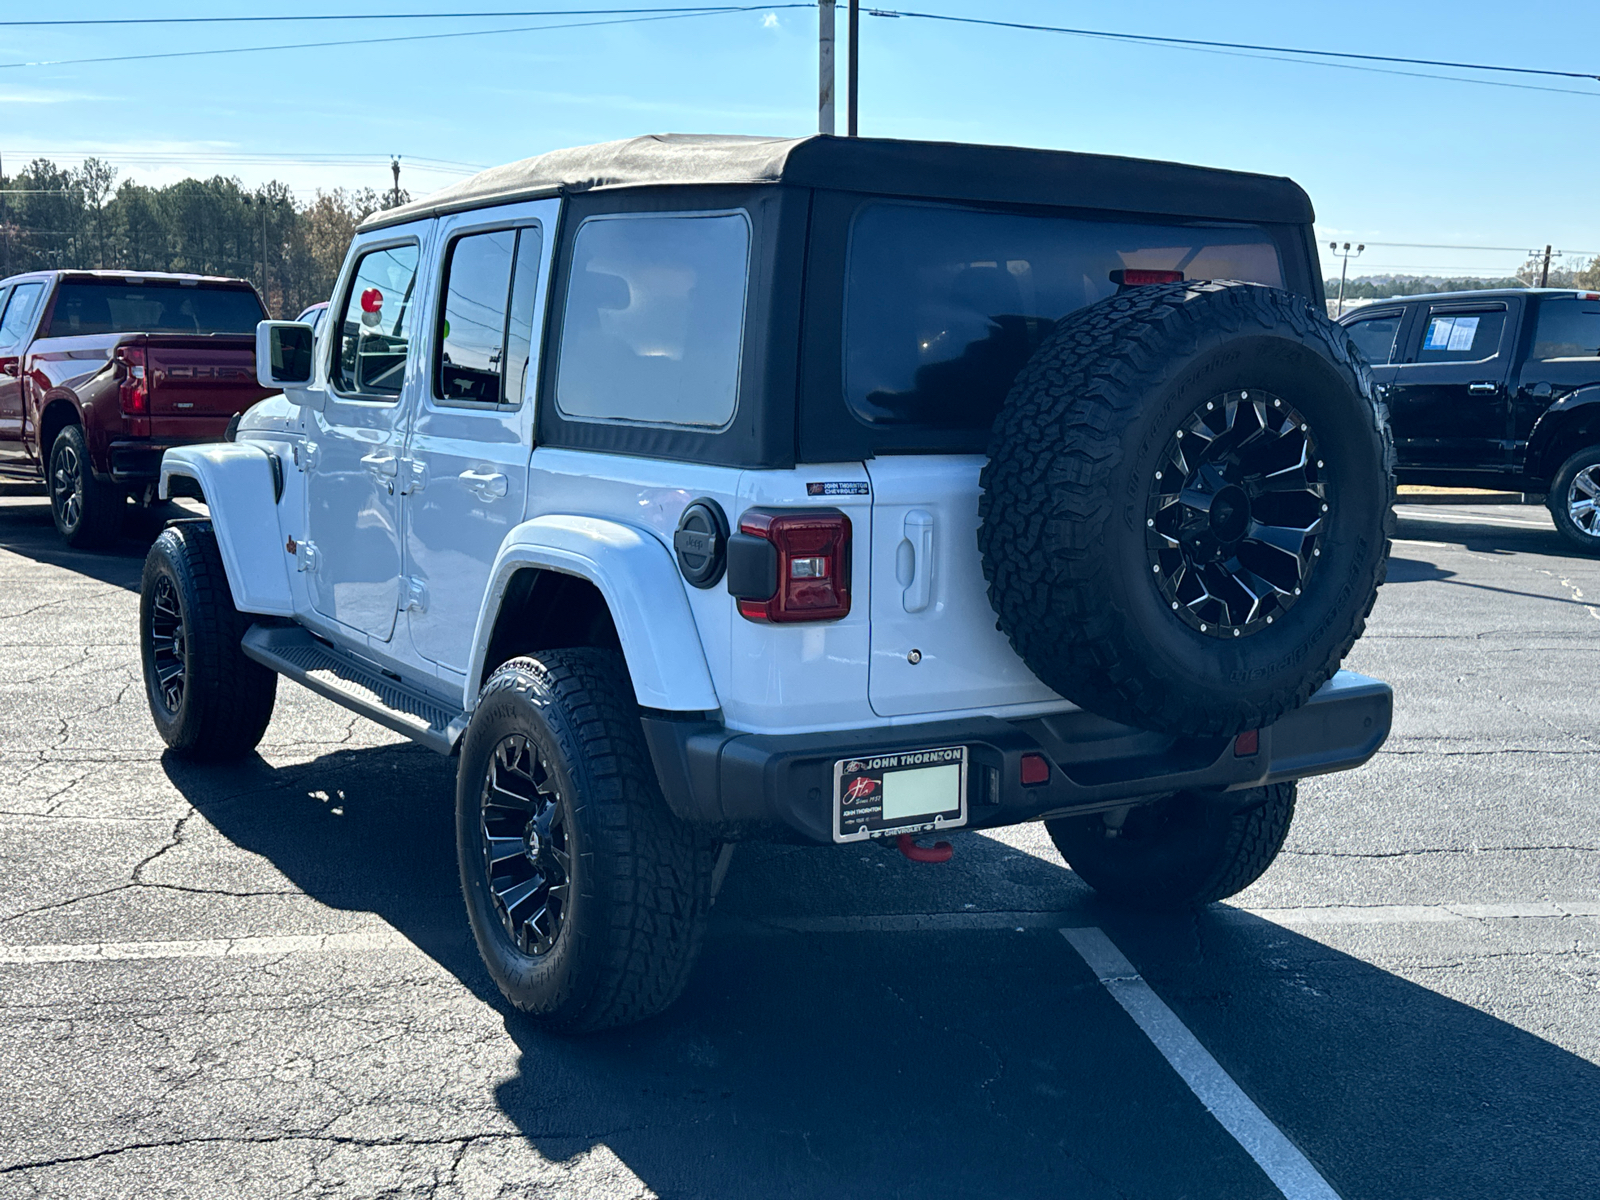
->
(3, 1), (1596, 279)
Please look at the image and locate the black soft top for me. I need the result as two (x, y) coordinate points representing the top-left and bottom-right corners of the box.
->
(362, 133), (1315, 231)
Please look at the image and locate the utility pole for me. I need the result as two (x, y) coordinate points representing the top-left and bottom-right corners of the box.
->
(847, 0), (859, 137)
(1, 149), (8, 278)
(818, 0), (836, 134)
(391, 158), (402, 209)
(1540, 244), (1553, 287)
(1328, 241), (1364, 318)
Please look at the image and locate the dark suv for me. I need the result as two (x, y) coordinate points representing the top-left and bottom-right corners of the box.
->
(1339, 288), (1600, 549)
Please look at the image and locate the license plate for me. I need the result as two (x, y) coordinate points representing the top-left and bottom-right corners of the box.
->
(832, 746), (968, 843)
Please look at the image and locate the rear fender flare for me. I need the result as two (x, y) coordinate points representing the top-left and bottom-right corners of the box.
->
(1527, 384), (1600, 482)
(465, 515), (719, 714)
(159, 443), (294, 616)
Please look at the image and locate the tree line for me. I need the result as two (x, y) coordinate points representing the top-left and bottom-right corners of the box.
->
(0, 156), (411, 319)
(1327, 254), (1600, 301)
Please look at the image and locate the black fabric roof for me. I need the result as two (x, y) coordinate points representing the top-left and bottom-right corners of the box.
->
(361, 134), (1314, 230)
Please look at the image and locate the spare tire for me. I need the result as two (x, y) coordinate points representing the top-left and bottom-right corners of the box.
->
(978, 281), (1394, 737)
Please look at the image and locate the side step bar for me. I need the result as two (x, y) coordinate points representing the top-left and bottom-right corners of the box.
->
(241, 624), (467, 755)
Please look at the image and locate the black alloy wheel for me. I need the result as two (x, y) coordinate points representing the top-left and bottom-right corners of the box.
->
(480, 733), (571, 958)
(147, 574), (187, 716)
(1148, 390), (1329, 638)
(48, 425), (125, 547)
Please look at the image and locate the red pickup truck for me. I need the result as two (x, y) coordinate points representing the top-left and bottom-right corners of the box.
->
(0, 270), (272, 546)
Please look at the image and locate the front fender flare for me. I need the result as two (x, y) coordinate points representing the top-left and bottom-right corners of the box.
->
(160, 443), (294, 616)
(465, 515), (719, 714)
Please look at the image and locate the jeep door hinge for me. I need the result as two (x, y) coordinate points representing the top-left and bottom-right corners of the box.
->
(295, 441), (318, 472)
(295, 539), (319, 573)
(404, 577), (428, 614)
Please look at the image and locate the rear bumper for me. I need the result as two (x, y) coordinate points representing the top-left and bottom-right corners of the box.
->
(641, 670), (1392, 844)
(106, 437), (226, 485)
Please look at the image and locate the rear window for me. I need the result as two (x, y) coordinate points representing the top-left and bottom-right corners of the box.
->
(46, 280), (265, 337)
(1531, 299), (1600, 360)
(844, 202), (1284, 428)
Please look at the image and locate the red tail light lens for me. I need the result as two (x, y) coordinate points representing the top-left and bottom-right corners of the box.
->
(1110, 269), (1185, 287)
(731, 508), (852, 623)
(116, 346), (148, 415)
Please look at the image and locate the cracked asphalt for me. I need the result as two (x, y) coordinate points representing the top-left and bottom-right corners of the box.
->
(1, 490), (1597, 1200)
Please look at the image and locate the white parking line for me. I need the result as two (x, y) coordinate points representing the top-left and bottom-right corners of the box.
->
(3, 899), (1595, 965)
(1061, 926), (1340, 1200)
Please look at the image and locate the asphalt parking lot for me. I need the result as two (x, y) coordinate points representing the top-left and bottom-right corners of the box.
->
(0, 491), (1596, 1200)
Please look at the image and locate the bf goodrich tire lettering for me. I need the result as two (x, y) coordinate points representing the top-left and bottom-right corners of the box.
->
(979, 281), (1396, 737)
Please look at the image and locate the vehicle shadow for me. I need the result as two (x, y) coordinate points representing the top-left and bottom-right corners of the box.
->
(163, 745), (1600, 1200)
(0, 495), (195, 592)
(1393, 508), (1580, 560)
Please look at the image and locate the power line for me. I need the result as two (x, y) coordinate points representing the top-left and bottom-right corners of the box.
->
(869, 10), (1600, 82)
(869, 9), (1600, 98)
(0, 6), (759, 26)
(0, 5), (807, 71)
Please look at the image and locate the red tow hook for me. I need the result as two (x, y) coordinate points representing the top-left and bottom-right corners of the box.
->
(896, 833), (954, 863)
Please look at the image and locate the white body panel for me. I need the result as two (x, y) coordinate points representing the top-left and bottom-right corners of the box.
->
(864, 455), (1063, 717)
(464, 513), (720, 715)
(159, 443), (294, 617)
(403, 200), (558, 673)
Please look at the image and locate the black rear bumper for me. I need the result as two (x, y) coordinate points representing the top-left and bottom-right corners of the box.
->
(641, 671), (1392, 844)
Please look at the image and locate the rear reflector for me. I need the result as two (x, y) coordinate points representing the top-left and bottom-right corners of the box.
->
(1110, 269), (1185, 287)
(1020, 753), (1051, 786)
(730, 508), (852, 623)
(1233, 729), (1260, 757)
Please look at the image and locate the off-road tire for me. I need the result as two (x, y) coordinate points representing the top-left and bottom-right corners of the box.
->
(139, 522), (277, 760)
(1547, 445), (1600, 554)
(457, 649), (717, 1032)
(980, 281), (1396, 737)
(1047, 783), (1297, 911)
(49, 425), (125, 548)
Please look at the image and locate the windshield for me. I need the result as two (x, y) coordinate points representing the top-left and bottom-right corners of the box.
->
(46, 281), (266, 337)
(845, 201), (1285, 429)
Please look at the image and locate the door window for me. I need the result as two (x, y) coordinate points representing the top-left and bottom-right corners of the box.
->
(332, 243), (420, 398)
(1530, 299), (1600, 360)
(434, 225), (542, 408)
(556, 211), (751, 428)
(0, 282), (46, 347)
(1345, 310), (1403, 365)
(1415, 308), (1505, 364)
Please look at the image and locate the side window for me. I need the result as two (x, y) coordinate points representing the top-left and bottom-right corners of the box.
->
(1531, 299), (1600, 360)
(332, 243), (420, 398)
(434, 225), (543, 408)
(1345, 311), (1403, 365)
(0, 282), (47, 347)
(1415, 307), (1506, 364)
(556, 211), (750, 428)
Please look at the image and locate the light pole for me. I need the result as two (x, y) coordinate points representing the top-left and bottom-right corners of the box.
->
(818, 0), (835, 134)
(847, 0), (859, 136)
(1328, 241), (1364, 318)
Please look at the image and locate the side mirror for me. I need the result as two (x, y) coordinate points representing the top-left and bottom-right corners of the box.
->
(255, 321), (316, 389)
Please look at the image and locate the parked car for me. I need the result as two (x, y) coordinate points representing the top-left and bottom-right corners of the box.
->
(140, 134), (1395, 1031)
(0, 270), (272, 545)
(1339, 288), (1600, 549)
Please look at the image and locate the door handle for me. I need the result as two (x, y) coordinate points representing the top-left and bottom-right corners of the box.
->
(1468, 381), (1498, 395)
(459, 468), (508, 500)
(361, 452), (399, 477)
(899, 509), (935, 613)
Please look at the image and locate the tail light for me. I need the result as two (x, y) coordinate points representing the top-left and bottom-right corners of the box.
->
(727, 507), (852, 623)
(1110, 269), (1185, 287)
(116, 346), (148, 415)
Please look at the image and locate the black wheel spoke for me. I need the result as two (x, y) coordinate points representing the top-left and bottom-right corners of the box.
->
(480, 732), (570, 958)
(146, 575), (186, 714)
(1148, 389), (1327, 638)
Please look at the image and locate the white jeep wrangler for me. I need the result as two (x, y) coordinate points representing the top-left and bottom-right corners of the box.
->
(139, 135), (1395, 1031)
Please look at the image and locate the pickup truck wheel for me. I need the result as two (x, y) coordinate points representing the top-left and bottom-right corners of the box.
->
(1046, 782), (1296, 911)
(49, 425), (125, 548)
(457, 649), (716, 1032)
(980, 281), (1395, 737)
(139, 523), (277, 760)
(1548, 446), (1600, 553)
